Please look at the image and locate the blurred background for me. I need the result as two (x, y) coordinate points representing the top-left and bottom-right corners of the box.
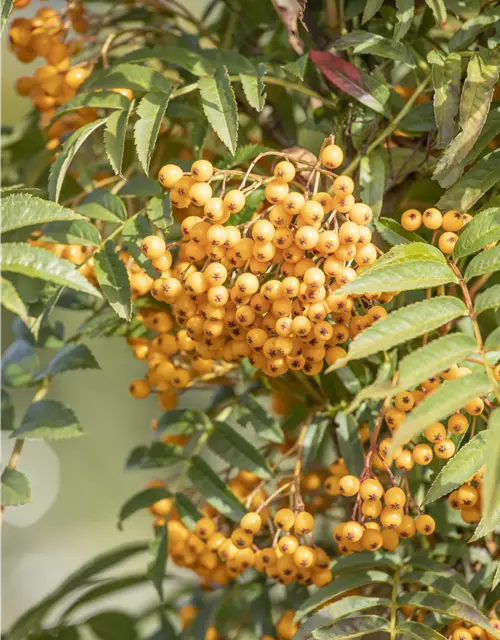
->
(2, 0), (210, 630)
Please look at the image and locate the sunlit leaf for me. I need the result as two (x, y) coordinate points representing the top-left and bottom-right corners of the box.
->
(1, 467), (31, 506)
(134, 90), (172, 175)
(13, 400), (83, 440)
(198, 66), (238, 155)
(208, 421), (272, 479)
(93, 240), (132, 320)
(475, 284), (500, 315)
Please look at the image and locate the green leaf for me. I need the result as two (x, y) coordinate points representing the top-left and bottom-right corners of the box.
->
(1, 277), (28, 321)
(391, 371), (492, 450)
(173, 493), (203, 530)
(156, 409), (211, 435)
(48, 119), (108, 202)
(492, 563), (500, 591)
(294, 597), (391, 640)
(42, 344), (100, 378)
(120, 174), (162, 197)
(425, 0), (447, 24)
(449, 7), (500, 51)
(401, 571), (475, 604)
(238, 394), (284, 443)
(397, 621), (447, 640)
(77, 189), (126, 222)
(470, 507), (500, 541)
(120, 45), (215, 75)
(1, 340), (40, 388)
(429, 51), (461, 149)
(1, 467), (31, 506)
(333, 30), (416, 67)
(455, 207), (500, 258)
(486, 326), (500, 348)
(2, 389), (15, 431)
(375, 218), (424, 246)
(104, 101), (133, 176)
(283, 53), (309, 80)
(331, 550), (402, 573)
(2, 193), (84, 233)
(313, 616), (390, 640)
(483, 408), (500, 524)
(41, 219), (101, 246)
(475, 283), (500, 315)
(86, 63), (171, 94)
(356, 333), (478, 407)
(436, 148), (500, 211)
(118, 487), (171, 525)
(240, 61), (266, 112)
(395, 0), (414, 40)
(336, 412), (364, 476)
(346, 297), (467, 362)
(145, 195), (172, 231)
(13, 400), (83, 440)
(87, 611), (137, 640)
(295, 570), (392, 621)
(198, 66), (238, 155)
(465, 244), (500, 280)
(434, 53), (499, 173)
(134, 90), (172, 175)
(1, 243), (101, 298)
(208, 421), (272, 479)
(1, 0), (13, 31)
(188, 456), (246, 522)
(50, 91), (130, 124)
(399, 592), (500, 638)
(359, 153), (385, 219)
(148, 522), (168, 600)
(362, 0), (384, 23)
(338, 243), (457, 295)
(93, 240), (132, 320)
(126, 442), (184, 470)
(302, 415), (330, 470)
(425, 431), (488, 504)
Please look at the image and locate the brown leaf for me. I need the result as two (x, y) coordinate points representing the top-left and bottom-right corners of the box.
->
(271, 0), (308, 55)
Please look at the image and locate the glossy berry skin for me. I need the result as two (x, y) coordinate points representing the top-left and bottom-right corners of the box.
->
(274, 508), (295, 531)
(415, 514), (435, 535)
(401, 209), (422, 231)
(384, 487), (406, 509)
(141, 235), (166, 259)
(195, 517), (216, 540)
(359, 478), (384, 501)
(321, 144), (344, 169)
(240, 512), (261, 534)
(294, 511), (314, 535)
(361, 529), (383, 551)
(339, 475), (360, 497)
(342, 521), (364, 542)
(231, 528), (253, 549)
(434, 438), (456, 459)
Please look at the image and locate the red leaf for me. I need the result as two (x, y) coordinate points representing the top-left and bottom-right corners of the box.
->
(310, 50), (391, 117)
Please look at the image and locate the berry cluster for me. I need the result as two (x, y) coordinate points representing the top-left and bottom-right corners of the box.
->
(400, 207), (471, 254)
(448, 619), (500, 640)
(447, 468), (484, 525)
(134, 141), (396, 391)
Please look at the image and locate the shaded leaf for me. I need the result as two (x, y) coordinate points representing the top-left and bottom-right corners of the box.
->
(120, 174), (162, 197)
(302, 415), (330, 470)
(1, 243), (100, 297)
(198, 66), (238, 155)
(87, 611), (137, 640)
(483, 409), (500, 524)
(359, 153), (385, 219)
(486, 326), (500, 348)
(1, 277), (28, 321)
(188, 456), (246, 522)
(336, 412), (364, 477)
(173, 493), (203, 529)
(13, 400), (83, 440)
(50, 91), (130, 124)
(333, 30), (416, 68)
(449, 6), (500, 51)
(120, 45), (214, 75)
(126, 442), (184, 470)
(119, 487), (171, 525)
(401, 571), (475, 604)
(429, 51), (461, 149)
(397, 621), (447, 640)
(436, 148), (500, 211)
(391, 371), (492, 450)
(48, 119), (108, 202)
(339, 243), (457, 295)
(395, 0), (415, 41)
(465, 244), (500, 280)
(283, 53), (308, 80)
(238, 394), (284, 443)
(493, 563), (500, 591)
(156, 409), (211, 435)
(375, 218), (424, 246)
(2, 193), (84, 233)
(310, 50), (391, 117)
(94, 240), (132, 320)
(475, 284), (500, 315)
(346, 297), (467, 362)
(77, 189), (126, 222)
(425, 0), (447, 24)
(145, 195), (172, 231)
(362, 0), (384, 23)
(295, 570), (392, 621)
(331, 551), (402, 574)
(41, 219), (101, 246)
(134, 90), (172, 175)
(1, 468), (30, 506)
(86, 63), (171, 93)
(1, 389), (15, 431)
(208, 421), (272, 479)
(148, 522), (168, 600)
(313, 616), (390, 640)
(1, 0), (13, 31)
(42, 344), (100, 378)
(1, 340), (40, 388)
(455, 207), (500, 258)
(104, 102), (133, 176)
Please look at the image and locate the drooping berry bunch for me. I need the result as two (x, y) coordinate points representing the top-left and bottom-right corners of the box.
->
(401, 207), (471, 254)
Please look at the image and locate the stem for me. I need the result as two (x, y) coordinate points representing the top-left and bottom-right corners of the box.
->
(390, 567), (401, 640)
(343, 75), (432, 177)
(255, 481), (293, 513)
(450, 262), (500, 404)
